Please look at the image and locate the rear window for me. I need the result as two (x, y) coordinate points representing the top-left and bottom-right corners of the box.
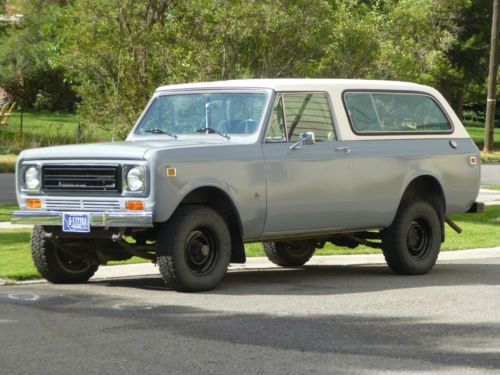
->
(344, 92), (452, 134)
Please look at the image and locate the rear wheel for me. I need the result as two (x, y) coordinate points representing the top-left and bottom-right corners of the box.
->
(157, 205), (231, 292)
(31, 225), (98, 283)
(381, 201), (441, 275)
(263, 241), (315, 267)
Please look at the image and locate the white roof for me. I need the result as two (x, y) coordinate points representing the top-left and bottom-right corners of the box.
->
(155, 79), (427, 93)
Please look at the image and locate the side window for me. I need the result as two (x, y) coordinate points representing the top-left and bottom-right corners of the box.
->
(265, 96), (287, 143)
(344, 92), (452, 133)
(283, 93), (336, 142)
(343, 93), (380, 131)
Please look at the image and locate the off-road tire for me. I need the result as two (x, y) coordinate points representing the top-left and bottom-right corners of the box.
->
(263, 241), (315, 267)
(157, 205), (231, 292)
(381, 200), (441, 275)
(31, 225), (98, 283)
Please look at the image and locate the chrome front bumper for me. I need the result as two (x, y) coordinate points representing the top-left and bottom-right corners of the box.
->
(11, 210), (153, 227)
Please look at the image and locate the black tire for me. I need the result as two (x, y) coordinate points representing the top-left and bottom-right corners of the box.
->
(31, 225), (98, 283)
(157, 205), (231, 292)
(263, 241), (315, 267)
(381, 200), (442, 275)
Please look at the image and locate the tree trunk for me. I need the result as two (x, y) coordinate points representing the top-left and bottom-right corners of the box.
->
(484, 0), (500, 153)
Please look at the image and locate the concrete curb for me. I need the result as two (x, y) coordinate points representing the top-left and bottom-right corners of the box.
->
(4, 247), (500, 286)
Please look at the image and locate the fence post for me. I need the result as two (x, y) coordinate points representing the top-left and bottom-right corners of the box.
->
(76, 122), (81, 143)
(20, 106), (23, 137)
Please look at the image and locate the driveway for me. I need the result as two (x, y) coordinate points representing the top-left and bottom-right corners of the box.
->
(1, 256), (500, 374)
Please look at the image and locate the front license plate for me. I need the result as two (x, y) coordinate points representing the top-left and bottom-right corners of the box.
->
(62, 213), (91, 233)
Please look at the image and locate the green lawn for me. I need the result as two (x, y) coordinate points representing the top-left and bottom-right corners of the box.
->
(465, 127), (500, 163)
(0, 229), (38, 280)
(0, 204), (18, 221)
(0, 110), (112, 155)
(1, 206), (499, 281)
(466, 126), (500, 149)
(483, 185), (500, 191)
(0, 154), (17, 173)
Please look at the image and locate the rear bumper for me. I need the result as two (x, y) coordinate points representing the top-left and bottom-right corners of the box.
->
(10, 210), (153, 227)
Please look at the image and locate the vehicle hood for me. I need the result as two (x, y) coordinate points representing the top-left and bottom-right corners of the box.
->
(18, 140), (229, 161)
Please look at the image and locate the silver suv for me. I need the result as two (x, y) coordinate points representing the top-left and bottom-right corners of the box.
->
(12, 79), (482, 291)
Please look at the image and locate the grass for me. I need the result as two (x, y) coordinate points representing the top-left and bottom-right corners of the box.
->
(466, 126), (500, 150)
(0, 154), (17, 173)
(0, 229), (38, 280)
(0, 110), (112, 155)
(1, 205), (499, 281)
(461, 127), (500, 163)
(481, 151), (500, 163)
(0, 204), (18, 221)
(483, 185), (500, 191)
(465, 127), (500, 163)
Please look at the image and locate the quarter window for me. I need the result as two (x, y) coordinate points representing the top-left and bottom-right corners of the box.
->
(344, 92), (452, 133)
(265, 96), (287, 143)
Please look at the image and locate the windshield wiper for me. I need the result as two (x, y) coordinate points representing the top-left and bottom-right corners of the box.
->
(195, 127), (230, 139)
(143, 128), (177, 139)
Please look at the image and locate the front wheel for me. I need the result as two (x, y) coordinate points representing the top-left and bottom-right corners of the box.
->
(381, 201), (442, 275)
(31, 225), (98, 283)
(263, 241), (315, 267)
(157, 205), (231, 292)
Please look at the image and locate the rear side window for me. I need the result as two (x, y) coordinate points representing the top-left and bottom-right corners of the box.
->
(344, 92), (452, 134)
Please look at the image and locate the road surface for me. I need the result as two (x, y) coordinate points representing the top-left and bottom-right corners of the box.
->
(1, 257), (499, 374)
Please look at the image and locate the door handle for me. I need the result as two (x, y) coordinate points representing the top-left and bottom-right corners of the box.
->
(335, 146), (351, 154)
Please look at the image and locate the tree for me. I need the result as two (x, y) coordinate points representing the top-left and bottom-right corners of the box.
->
(484, 0), (499, 153)
(6, 0), (474, 137)
(56, 0), (334, 137)
(0, 1), (77, 110)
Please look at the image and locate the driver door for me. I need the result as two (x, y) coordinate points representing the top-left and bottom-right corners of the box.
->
(262, 92), (354, 234)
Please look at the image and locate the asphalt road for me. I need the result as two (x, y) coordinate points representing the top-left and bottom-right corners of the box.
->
(0, 173), (15, 204)
(1, 258), (499, 374)
(481, 164), (500, 185)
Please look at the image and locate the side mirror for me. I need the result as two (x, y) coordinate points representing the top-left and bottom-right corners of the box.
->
(300, 131), (315, 145)
(289, 131), (316, 150)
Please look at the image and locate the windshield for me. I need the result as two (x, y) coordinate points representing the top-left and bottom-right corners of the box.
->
(135, 92), (269, 137)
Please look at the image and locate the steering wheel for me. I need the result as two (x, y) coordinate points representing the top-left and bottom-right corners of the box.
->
(235, 119), (258, 134)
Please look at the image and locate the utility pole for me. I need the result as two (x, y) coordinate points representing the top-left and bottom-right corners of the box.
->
(485, 0), (500, 153)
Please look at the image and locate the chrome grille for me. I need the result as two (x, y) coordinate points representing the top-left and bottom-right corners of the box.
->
(42, 165), (121, 193)
(45, 199), (121, 211)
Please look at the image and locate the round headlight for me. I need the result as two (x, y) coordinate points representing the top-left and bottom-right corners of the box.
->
(24, 166), (40, 190)
(126, 167), (144, 191)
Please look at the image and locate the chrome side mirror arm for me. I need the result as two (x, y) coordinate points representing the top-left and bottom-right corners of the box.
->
(288, 131), (315, 150)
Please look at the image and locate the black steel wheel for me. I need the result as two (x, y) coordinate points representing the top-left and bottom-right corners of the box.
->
(31, 225), (97, 283)
(263, 241), (315, 267)
(157, 205), (231, 292)
(185, 229), (218, 275)
(381, 201), (442, 275)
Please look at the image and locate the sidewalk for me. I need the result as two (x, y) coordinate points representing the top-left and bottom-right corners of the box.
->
(480, 188), (500, 205)
(90, 247), (500, 280)
(5, 247), (500, 286)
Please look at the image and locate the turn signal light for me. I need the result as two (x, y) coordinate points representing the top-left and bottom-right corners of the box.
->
(26, 199), (41, 209)
(125, 201), (144, 211)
